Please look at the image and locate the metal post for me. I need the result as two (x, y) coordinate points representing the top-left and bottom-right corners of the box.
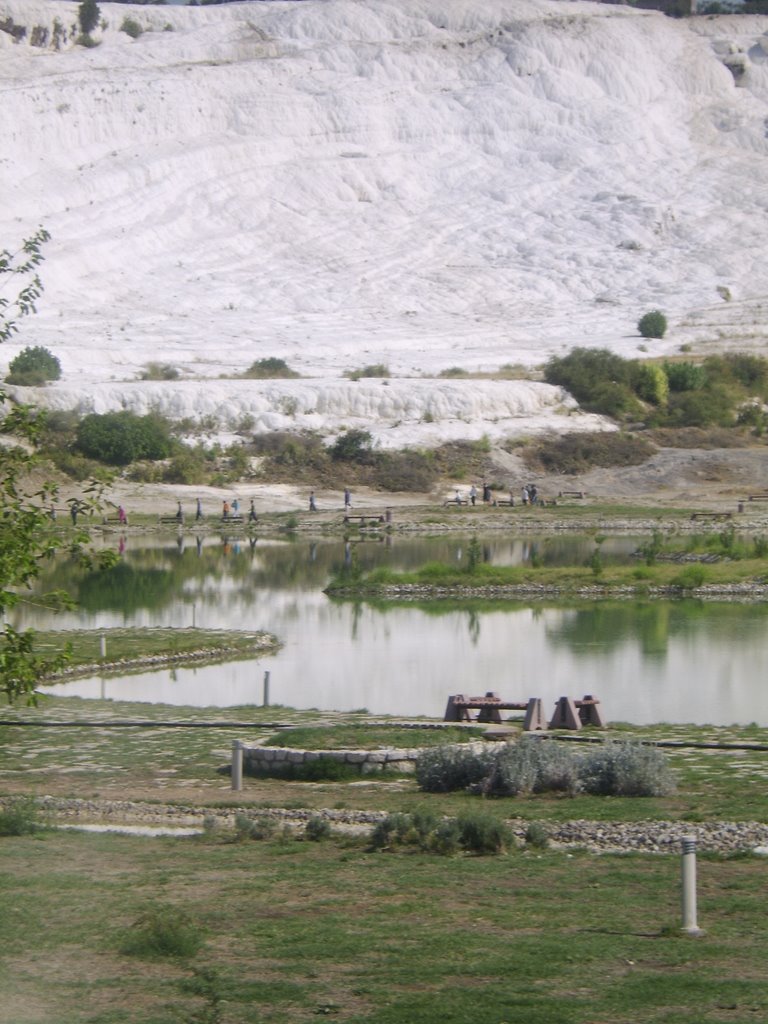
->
(263, 670), (270, 707)
(681, 836), (704, 935)
(231, 740), (243, 792)
(100, 633), (106, 660)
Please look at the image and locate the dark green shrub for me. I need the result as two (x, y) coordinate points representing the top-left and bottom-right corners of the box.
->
(78, 0), (100, 35)
(638, 310), (667, 339)
(119, 904), (203, 960)
(660, 387), (736, 428)
(75, 411), (173, 465)
(524, 822), (550, 849)
(578, 741), (675, 797)
(543, 348), (631, 404)
(242, 357), (299, 379)
(161, 446), (209, 485)
(663, 361), (706, 392)
(375, 450), (437, 491)
(119, 16), (142, 37)
(429, 818), (461, 856)
(329, 429), (375, 463)
(0, 797), (44, 836)
(305, 816), (332, 841)
(140, 362), (177, 381)
(6, 345), (61, 386)
(456, 813), (513, 855)
(344, 363), (389, 380)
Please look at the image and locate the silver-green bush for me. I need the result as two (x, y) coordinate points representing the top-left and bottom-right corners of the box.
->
(415, 743), (497, 793)
(480, 738), (581, 797)
(578, 741), (675, 797)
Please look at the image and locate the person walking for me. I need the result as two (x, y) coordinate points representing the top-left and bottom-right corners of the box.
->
(195, 497), (203, 521)
(469, 484), (477, 506)
(344, 487), (352, 511)
(249, 499), (258, 522)
(309, 491), (318, 512)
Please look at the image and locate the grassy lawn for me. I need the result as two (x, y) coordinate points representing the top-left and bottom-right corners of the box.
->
(34, 628), (279, 680)
(1, 701), (768, 1022)
(1, 828), (767, 1024)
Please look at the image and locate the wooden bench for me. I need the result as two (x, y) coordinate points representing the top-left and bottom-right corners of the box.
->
(747, 494), (768, 501)
(690, 512), (733, 521)
(159, 514), (184, 525)
(493, 499), (515, 507)
(558, 490), (586, 499)
(443, 498), (468, 506)
(344, 513), (385, 526)
(445, 692), (604, 731)
(445, 692), (531, 724)
(220, 515), (245, 524)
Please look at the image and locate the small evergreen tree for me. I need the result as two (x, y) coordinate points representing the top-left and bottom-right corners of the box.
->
(6, 346), (61, 386)
(638, 310), (668, 339)
(78, 0), (101, 36)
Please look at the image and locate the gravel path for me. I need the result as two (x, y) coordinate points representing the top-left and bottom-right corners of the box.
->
(29, 797), (768, 854)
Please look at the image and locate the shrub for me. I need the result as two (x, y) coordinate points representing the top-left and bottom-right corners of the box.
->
(663, 361), (706, 393)
(578, 741), (675, 797)
(344, 363), (389, 380)
(631, 363), (669, 406)
(670, 564), (707, 590)
(119, 904), (203, 960)
(140, 362), (177, 381)
(234, 813), (275, 841)
(329, 429), (375, 463)
(6, 346), (61, 386)
(78, 0), (100, 35)
(119, 16), (142, 38)
(0, 797), (44, 836)
(375, 450), (437, 491)
(456, 813), (513, 855)
(523, 431), (654, 475)
(429, 818), (462, 856)
(415, 743), (496, 793)
(524, 822), (550, 849)
(305, 816), (332, 841)
(543, 348), (630, 405)
(638, 310), (668, 339)
(75, 411), (173, 465)
(241, 357), (299, 379)
(480, 738), (580, 797)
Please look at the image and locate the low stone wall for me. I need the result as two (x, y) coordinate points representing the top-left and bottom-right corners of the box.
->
(242, 744), (420, 775)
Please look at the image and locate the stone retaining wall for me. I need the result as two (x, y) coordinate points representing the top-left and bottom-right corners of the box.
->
(242, 744), (420, 775)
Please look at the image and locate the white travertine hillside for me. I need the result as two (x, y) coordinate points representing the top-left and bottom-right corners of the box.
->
(1, 0), (767, 443)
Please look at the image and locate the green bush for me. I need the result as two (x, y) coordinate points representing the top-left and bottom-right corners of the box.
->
(6, 345), (61, 386)
(456, 813), (513, 855)
(0, 797), (44, 836)
(638, 310), (668, 339)
(375, 450), (437, 491)
(140, 362), (177, 381)
(241, 357), (299, 379)
(305, 816), (332, 841)
(119, 16), (142, 38)
(670, 564), (707, 590)
(344, 363), (389, 380)
(578, 741), (675, 797)
(329, 429), (375, 463)
(78, 0), (100, 35)
(234, 814), (275, 841)
(631, 363), (668, 406)
(119, 905), (203, 960)
(75, 411), (173, 466)
(663, 361), (706, 392)
(543, 348), (630, 405)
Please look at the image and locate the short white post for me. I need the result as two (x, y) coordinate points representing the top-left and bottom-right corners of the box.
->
(263, 670), (270, 707)
(681, 836), (704, 935)
(99, 633), (107, 660)
(231, 740), (243, 792)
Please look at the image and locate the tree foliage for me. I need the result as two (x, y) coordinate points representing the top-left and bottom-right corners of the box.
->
(0, 230), (112, 703)
(75, 411), (173, 465)
(6, 345), (62, 386)
(0, 228), (50, 343)
(78, 0), (101, 35)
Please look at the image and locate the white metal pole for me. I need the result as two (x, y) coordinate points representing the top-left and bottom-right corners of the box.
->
(231, 740), (243, 792)
(681, 836), (704, 936)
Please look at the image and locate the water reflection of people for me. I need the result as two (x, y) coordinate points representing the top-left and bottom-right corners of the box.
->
(118, 536), (126, 555)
